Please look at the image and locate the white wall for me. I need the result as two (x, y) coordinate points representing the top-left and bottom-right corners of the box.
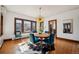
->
(44, 9), (79, 41)
(1, 7), (35, 39)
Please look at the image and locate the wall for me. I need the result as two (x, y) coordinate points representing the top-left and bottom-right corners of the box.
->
(0, 6), (1, 36)
(0, 10), (1, 35)
(0, 5), (1, 13)
(44, 8), (79, 41)
(1, 7), (35, 39)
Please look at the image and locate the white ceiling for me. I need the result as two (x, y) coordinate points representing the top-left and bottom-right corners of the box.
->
(5, 5), (79, 18)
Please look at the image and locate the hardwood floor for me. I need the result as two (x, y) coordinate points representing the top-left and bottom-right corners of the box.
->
(0, 38), (28, 54)
(0, 38), (79, 54)
(49, 38), (79, 54)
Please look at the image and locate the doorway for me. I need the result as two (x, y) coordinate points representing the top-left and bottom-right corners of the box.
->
(48, 20), (57, 35)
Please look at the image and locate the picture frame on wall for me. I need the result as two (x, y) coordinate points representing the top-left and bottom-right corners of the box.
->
(63, 19), (73, 34)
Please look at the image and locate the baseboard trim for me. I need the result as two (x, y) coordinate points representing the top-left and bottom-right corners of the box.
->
(4, 38), (12, 41)
(56, 37), (79, 43)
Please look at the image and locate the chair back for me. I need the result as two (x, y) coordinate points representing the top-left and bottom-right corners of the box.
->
(45, 31), (49, 33)
(15, 31), (22, 37)
(48, 33), (55, 45)
(30, 34), (36, 43)
(32, 30), (37, 33)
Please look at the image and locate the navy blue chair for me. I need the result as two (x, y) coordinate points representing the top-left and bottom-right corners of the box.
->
(43, 33), (55, 50)
(30, 34), (40, 44)
(32, 30), (37, 33)
(45, 31), (49, 33)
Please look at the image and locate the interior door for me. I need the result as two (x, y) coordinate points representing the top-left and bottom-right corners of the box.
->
(48, 20), (57, 35)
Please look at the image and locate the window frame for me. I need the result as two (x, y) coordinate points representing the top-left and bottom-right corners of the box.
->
(31, 21), (37, 32)
(14, 18), (37, 34)
(0, 13), (3, 36)
(15, 19), (23, 34)
(23, 20), (32, 33)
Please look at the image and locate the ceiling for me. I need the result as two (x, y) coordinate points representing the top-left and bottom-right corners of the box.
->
(5, 5), (79, 18)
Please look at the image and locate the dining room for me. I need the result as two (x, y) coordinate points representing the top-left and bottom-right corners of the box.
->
(0, 5), (79, 54)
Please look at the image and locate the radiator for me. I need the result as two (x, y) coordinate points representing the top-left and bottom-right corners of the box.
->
(0, 38), (3, 48)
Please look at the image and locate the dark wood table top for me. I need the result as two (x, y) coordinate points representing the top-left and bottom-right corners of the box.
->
(34, 33), (49, 38)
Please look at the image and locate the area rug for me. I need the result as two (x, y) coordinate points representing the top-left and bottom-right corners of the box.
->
(15, 47), (41, 54)
(14, 43), (42, 54)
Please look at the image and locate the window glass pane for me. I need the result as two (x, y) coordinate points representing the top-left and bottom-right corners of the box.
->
(16, 20), (22, 32)
(40, 22), (44, 31)
(24, 21), (31, 32)
(32, 22), (36, 31)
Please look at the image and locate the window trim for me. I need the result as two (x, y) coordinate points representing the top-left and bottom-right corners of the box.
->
(23, 20), (32, 33)
(0, 13), (3, 36)
(14, 18), (37, 34)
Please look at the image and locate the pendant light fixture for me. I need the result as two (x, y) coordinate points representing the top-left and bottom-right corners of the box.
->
(37, 7), (44, 23)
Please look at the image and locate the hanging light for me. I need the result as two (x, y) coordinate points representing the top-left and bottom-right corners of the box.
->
(37, 7), (44, 23)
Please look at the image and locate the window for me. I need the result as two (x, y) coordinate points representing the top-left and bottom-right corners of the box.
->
(0, 13), (3, 36)
(15, 18), (36, 33)
(31, 21), (36, 31)
(15, 19), (22, 32)
(40, 22), (44, 31)
(23, 21), (31, 32)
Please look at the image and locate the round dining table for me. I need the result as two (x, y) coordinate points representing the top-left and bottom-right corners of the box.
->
(34, 33), (49, 39)
(34, 33), (50, 43)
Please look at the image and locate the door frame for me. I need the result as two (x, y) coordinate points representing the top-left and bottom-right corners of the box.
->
(48, 19), (57, 37)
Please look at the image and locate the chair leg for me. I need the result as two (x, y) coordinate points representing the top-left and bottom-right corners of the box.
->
(41, 47), (48, 54)
(50, 44), (55, 51)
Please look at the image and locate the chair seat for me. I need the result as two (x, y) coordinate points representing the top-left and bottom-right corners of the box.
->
(43, 38), (51, 45)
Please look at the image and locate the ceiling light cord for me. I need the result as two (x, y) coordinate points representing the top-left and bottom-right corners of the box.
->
(39, 7), (42, 17)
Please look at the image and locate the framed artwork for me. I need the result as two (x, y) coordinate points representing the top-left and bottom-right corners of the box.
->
(63, 19), (73, 34)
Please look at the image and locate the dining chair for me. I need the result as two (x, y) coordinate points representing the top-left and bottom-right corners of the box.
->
(45, 31), (49, 33)
(32, 30), (37, 33)
(43, 33), (55, 50)
(15, 31), (22, 38)
(29, 34), (42, 51)
(29, 34), (40, 44)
